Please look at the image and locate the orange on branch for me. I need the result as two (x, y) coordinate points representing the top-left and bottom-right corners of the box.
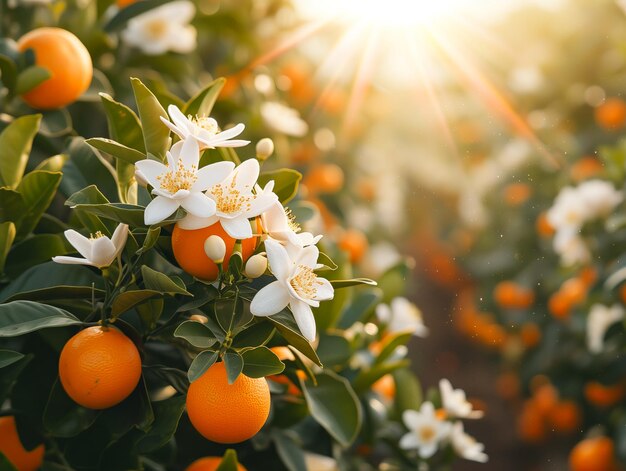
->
(372, 374), (396, 400)
(493, 281), (535, 309)
(536, 212), (556, 238)
(172, 220), (258, 281)
(571, 157), (604, 182)
(520, 323), (542, 348)
(185, 457), (246, 471)
(304, 164), (344, 195)
(595, 98), (626, 131)
(548, 400), (581, 434)
(186, 361), (270, 444)
(0, 417), (44, 471)
(569, 436), (617, 471)
(518, 402), (546, 443)
(584, 381), (626, 408)
(338, 229), (368, 264)
(17, 27), (92, 110)
(503, 183), (532, 206)
(59, 325), (142, 409)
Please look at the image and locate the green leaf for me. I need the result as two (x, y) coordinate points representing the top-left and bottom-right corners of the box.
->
(231, 321), (275, 348)
(131, 78), (170, 161)
(35, 154), (68, 173)
(392, 368), (422, 414)
(99, 93), (145, 152)
(316, 252), (338, 271)
(15, 65), (51, 95)
(40, 109), (72, 138)
(86, 138), (145, 165)
(174, 321), (218, 348)
(258, 169), (302, 204)
(4, 286), (104, 303)
(65, 184), (109, 206)
(136, 226), (161, 255)
(330, 278), (377, 289)
(272, 431), (307, 471)
(141, 266), (191, 295)
(43, 379), (99, 437)
(0, 301), (82, 337)
(0, 453), (18, 471)
(175, 283), (219, 312)
(378, 261), (412, 303)
(0, 222), (16, 274)
(0, 353), (31, 405)
(15, 170), (62, 238)
(142, 365), (188, 394)
(302, 371), (362, 447)
(5, 233), (70, 278)
(0, 53), (17, 91)
(373, 331), (413, 366)
(315, 253), (352, 330)
(0, 114), (41, 188)
(224, 352), (243, 384)
(134, 395), (186, 453)
(111, 290), (162, 319)
(0, 350), (24, 369)
(183, 77), (226, 117)
(137, 298), (164, 330)
(65, 186), (145, 227)
(267, 310), (322, 367)
(316, 334), (351, 368)
(241, 346), (284, 378)
(0, 189), (25, 224)
(352, 360), (410, 393)
(338, 288), (382, 329)
(188, 350), (219, 382)
(103, 0), (175, 31)
(214, 297), (251, 334)
(215, 449), (242, 471)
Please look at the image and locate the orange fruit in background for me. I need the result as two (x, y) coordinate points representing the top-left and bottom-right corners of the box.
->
(533, 383), (559, 416)
(518, 402), (546, 443)
(584, 381), (626, 408)
(0, 417), (44, 471)
(571, 157), (604, 182)
(548, 400), (581, 434)
(372, 374), (396, 400)
(503, 183), (532, 206)
(172, 220), (258, 281)
(536, 212), (556, 238)
(549, 291), (572, 320)
(561, 278), (587, 305)
(17, 27), (92, 110)
(186, 457), (246, 471)
(493, 281), (535, 309)
(59, 325), (141, 409)
(304, 164), (344, 195)
(338, 229), (368, 264)
(496, 371), (520, 401)
(520, 323), (542, 348)
(569, 436), (616, 471)
(186, 361), (270, 444)
(595, 98), (626, 131)
(116, 0), (139, 8)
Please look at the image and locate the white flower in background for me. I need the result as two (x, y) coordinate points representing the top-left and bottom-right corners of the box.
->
(361, 242), (401, 278)
(577, 179), (623, 217)
(250, 240), (334, 341)
(8, 0), (50, 7)
(53, 224), (129, 268)
(260, 101), (308, 137)
(400, 402), (451, 458)
(121, 1), (196, 55)
(376, 297), (428, 337)
(261, 201), (322, 249)
(553, 229), (590, 266)
(450, 422), (488, 463)
(547, 186), (588, 231)
(439, 379), (483, 419)
(303, 453), (338, 471)
(178, 159), (278, 238)
(587, 304), (625, 353)
(135, 138), (234, 225)
(161, 105), (249, 150)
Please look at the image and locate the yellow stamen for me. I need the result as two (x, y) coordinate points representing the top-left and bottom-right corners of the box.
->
(146, 20), (168, 38)
(89, 231), (105, 240)
(419, 426), (436, 442)
(189, 115), (218, 135)
(285, 207), (301, 233)
(157, 165), (197, 194)
(210, 175), (253, 214)
(290, 265), (323, 299)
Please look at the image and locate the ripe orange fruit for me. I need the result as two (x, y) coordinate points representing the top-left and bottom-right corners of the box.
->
(549, 291), (572, 320)
(186, 361), (270, 444)
(338, 229), (368, 264)
(548, 400), (581, 434)
(518, 402), (546, 443)
(17, 27), (92, 110)
(520, 323), (542, 348)
(0, 417), (44, 471)
(493, 281), (535, 309)
(571, 157), (604, 182)
(569, 436), (616, 471)
(171, 220), (258, 281)
(561, 278), (587, 305)
(372, 374), (396, 400)
(584, 381), (626, 408)
(536, 212), (556, 238)
(503, 183), (532, 206)
(595, 98), (626, 131)
(59, 325), (142, 409)
(186, 457), (246, 471)
(532, 383), (559, 416)
(304, 164), (344, 195)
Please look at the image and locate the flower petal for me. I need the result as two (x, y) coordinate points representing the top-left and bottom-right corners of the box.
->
(399, 433), (420, 450)
(63, 230), (93, 259)
(160, 117), (185, 139)
(290, 300), (316, 341)
(178, 135), (200, 169)
(180, 192), (216, 218)
(169, 25), (196, 54)
(220, 217), (253, 239)
(231, 158), (259, 192)
(312, 277), (334, 301)
(177, 214), (219, 230)
(135, 160), (168, 188)
(243, 191), (278, 218)
(110, 224), (129, 257)
(250, 281), (291, 317)
(402, 410), (422, 430)
(89, 236), (117, 268)
(168, 104), (193, 134)
(192, 161), (235, 192)
(265, 239), (292, 281)
(52, 256), (95, 266)
(211, 139), (250, 148)
(295, 244), (319, 269)
(144, 196), (180, 225)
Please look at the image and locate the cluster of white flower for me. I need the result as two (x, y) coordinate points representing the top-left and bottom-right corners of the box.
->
(400, 379), (487, 463)
(547, 179), (623, 266)
(134, 105), (334, 341)
(375, 296), (429, 338)
(586, 303), (625, 354)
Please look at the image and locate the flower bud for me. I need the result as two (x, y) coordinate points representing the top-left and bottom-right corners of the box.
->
(244, 253), (268, 278)
(204, 235), (226, 263)
(256, 138), (274, 160)
(190, 314), (208, 324)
